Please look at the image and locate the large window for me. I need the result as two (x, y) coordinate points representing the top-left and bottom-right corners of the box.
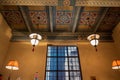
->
(45, 46), (82, 80)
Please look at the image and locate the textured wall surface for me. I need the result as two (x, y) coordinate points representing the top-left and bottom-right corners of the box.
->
(112, 23), (120, 53)
(1, 42), (47, 80)
(0, 13), (12, 72)
(1, 41), (120, 80)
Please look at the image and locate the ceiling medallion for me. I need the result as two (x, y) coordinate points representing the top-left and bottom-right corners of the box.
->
(63, 0), (70, 6)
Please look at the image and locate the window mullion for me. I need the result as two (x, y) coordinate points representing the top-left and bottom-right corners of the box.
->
(57, 46), (58, 80)
(67, 47), (70, 80)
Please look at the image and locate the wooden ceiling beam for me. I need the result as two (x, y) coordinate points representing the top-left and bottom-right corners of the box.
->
(94, 8), (109, 33)
(72, 7), (82, 33)
(49, 6), (54, 32)
(19, 6), (33, 33)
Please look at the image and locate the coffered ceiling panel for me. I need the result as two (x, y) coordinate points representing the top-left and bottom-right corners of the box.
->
(1, 6), (27, 31)
(0, 5), (119, 41)
(77, 7), (101, 32)
(28, 6), (48, 32)
(55, 6), (73, 32)
(98, 7), (120, 32)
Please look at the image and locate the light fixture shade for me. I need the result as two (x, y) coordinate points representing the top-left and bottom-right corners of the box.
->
(87, 34), (100, 46)
(31, 39), (39, 46)
(90, 39), (99, 46)
(29, 33), (42, 52)
(29, 33), (42, 40)
(112, 60), (120, 69)
(29, 33), (42, 46)
(5, 60), (19, 70)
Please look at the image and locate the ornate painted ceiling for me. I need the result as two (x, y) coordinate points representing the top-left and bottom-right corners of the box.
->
(0, 0), (120, 41)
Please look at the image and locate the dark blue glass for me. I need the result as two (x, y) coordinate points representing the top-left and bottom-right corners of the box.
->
(46, 46), (81, 80)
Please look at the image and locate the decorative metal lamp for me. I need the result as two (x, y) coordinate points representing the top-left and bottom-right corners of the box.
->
(29, 33), (42, 52)
(112, 60), (120, 69)
(87, 34), (100, 51)
(6, 60), (19, 70)
(6, 60), (19, 80)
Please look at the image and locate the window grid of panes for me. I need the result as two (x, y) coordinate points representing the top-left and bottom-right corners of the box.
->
(46, 46), (82, 80)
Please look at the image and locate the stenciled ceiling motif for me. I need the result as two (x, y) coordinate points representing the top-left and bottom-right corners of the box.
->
(80, 11), (98, 26)
(55, 6), (73, 31)
(1, 10), (26, 30)
(2, 11), (23, 24)
(0, 5), (119, 41)
(59, 0), (75, 6)
(30, 11), (48, 24)
(98, 7), (120, 32)
(56, 11), (72, 24)
(77, 7), (101, 32)
(28, 6), (48, 31)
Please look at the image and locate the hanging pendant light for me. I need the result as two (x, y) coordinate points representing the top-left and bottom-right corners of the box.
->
(87, 34), (100, 51)
(29, 33), (42, 52)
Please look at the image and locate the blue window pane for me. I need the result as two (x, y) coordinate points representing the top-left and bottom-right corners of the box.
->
(46, 72), (57, 80)
(58, 77), (69, 80)
(58, 72), (69, 80)
(46, 77), (56, 80)
(48, 49), (57, 56)
(69, 58), (80, 70)
(68, 50), (78, 56)
(58, 58), (68, 70)
(58, 72), (69, 77)
(70, 77), (81, 80)
(70, 72), (80, 77)
(58, 46), (67, 56)
(46, 72), (57, 77)
(68, 47), (78, 56)
(46, 46), (81, 80)
(46, 58), (57, 70)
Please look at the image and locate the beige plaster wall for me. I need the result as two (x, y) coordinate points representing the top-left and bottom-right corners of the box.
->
(112, 22), (120, 53)
(0, 13), (12, 72)
(2, 42), (47, 80)
(78, 42), (120, 80)
(1, 41), (120, 80)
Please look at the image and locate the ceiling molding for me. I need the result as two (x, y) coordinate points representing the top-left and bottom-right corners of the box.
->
(0, 0), (120, 7)
(76, 0), (120, 7)
(0, 0), (57, 6)
(11, 31), (113, 41)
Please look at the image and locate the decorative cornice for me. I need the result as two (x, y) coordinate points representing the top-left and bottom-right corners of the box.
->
(11, 31), (113, 41)
(76, 0), (120, 7)
(0, 0), (120, 7)
(0, 0), (57, 6)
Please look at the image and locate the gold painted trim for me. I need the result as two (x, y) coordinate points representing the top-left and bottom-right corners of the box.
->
(76, 0), (120, 7)
(0, 0), (57, 6)
(0, 0), (120, 7)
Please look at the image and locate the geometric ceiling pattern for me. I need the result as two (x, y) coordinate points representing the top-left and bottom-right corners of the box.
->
(0, 2), (120, 41)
